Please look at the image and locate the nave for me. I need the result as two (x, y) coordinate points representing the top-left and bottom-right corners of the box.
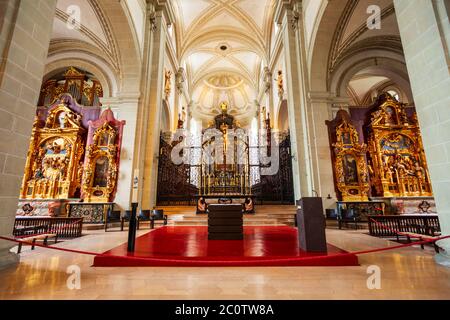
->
(1, 215), (449, 299)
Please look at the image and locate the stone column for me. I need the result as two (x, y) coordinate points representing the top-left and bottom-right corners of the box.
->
(0, 0), (56, 269)
(101, 96), (140, 210)
(394, 0), (450, 266)
(135, 8), (168, 209)
(276, 2), (315, 200)
(307, 93), (348, 210)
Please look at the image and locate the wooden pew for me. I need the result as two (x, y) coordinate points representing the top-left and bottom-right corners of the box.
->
(16, 233), (58, 253)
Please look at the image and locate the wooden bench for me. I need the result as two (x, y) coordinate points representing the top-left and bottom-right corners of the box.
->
(150, 209), (168, 229)
(16, 233), (58, 253)
(403, 232), (442, 253)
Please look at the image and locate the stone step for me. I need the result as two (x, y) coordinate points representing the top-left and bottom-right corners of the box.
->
(157, 205), (298, 226)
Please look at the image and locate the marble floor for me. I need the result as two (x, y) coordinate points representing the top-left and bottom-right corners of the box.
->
(0, 226), (450, 300)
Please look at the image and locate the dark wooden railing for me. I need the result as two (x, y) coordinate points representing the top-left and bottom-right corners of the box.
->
(368, 215), (440, 237)
(14, 217), (83, 238)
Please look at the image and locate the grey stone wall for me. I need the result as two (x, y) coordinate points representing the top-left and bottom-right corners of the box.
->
(0, 0), (56, 268)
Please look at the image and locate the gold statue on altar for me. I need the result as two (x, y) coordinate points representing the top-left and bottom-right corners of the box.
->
(201, 102), (251, 196)
(328, 110), (370, 201)
(220, 101), (228, 113)
(367, 93), (432, 197)
(20, 100), (85, 199)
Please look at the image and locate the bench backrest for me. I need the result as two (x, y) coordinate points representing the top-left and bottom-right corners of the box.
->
(139, 210), (151, 219)
(151, 209), (165, 219)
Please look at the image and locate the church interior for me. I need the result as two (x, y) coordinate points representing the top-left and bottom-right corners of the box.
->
(0, 0), (450, 300)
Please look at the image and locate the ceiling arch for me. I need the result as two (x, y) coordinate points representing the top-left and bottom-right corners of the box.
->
(48, 0), (142, 96)
(173, 0), (275, 125)
(308, 0), (406, 100)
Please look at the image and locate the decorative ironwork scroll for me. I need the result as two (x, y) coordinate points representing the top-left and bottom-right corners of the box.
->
(251, 132), (295, 204)
(327, 110), (369, 201)
(367, 93), (432, 197)
(156, 136), (198, 205)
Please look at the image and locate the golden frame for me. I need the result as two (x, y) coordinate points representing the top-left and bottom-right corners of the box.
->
(367, 94), (433, 197)
(82, 122), (118, 203)
(332, 115), (370, 202)
(20, 103), (85, 199)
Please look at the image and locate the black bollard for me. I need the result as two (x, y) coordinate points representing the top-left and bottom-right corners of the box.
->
(127, 202), (138, 252)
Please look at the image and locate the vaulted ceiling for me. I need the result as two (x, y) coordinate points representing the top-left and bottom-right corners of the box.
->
(173, 0), (276, 126)
(50, 0), (120, 72)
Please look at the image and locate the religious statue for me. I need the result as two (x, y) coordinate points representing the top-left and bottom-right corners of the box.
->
(385, 167), (394, 183)
(34, 167), (44, 180)
(175, 68), (185, 94)
(220, 101), (228, 113)
(263, 67), (272, 93)
(276, 70), (284, 98)
(177, 113), (184, 129)
(261, 106), (267, 122)
(414, 161), (426, 182)
(164, 69), (172, 99)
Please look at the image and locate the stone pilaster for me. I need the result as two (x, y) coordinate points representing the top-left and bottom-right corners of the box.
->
(135, 7), (168, 209)
(394, 0), (450, 266)
(276, 2), (315, 200)
(308, 92), (351, 209)
(101, 96), (140, 210)
(0, 0), (56, 269)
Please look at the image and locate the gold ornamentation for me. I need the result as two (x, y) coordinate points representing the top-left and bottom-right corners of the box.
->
(38, 67), (103, 107)
(82, 123), (118, 203)
(276, 70), (284, 98)
(20, 100), (85, 200)
(332, 113), (369, 201)
(367, 93), (432, 197)
(164, 69), (172, 99)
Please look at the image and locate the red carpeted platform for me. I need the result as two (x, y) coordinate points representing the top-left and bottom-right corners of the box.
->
(93, 226), (359, 267)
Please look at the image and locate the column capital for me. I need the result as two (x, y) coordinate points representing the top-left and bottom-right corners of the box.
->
(148, 0), (176, 25)
(274, 0), (301, 25)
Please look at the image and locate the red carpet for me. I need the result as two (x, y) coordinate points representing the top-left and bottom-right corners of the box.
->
(93, 226), (359, 267)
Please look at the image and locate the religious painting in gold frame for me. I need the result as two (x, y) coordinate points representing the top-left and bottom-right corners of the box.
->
(327, 110), (369, 201)
(82, 123), (118, 203)
(367, 93), (432, 197)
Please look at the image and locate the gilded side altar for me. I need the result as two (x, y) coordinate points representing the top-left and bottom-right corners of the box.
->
(327, 110), (370, 201)
(20, 97), (86, 199)
(367, 94), (432, 197)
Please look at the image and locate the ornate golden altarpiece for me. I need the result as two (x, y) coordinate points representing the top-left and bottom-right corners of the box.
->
(20, 98), (86, 200)
(82, 109), (125, 203)
(367, 93), (432, 197)
(327, 110), (370, 201)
